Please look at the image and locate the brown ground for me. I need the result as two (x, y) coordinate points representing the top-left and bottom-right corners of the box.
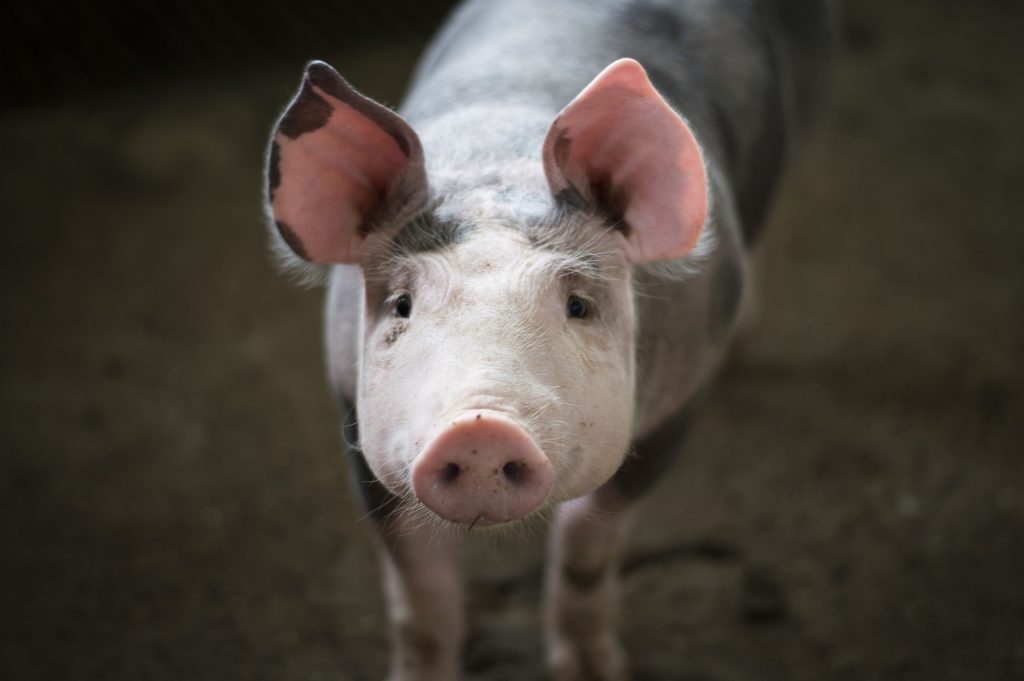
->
(2, 1), (1022, 680)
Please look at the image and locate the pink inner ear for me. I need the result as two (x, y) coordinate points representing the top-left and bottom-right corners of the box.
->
(542, 58), (708, 264)
(268, 63), (421, 264)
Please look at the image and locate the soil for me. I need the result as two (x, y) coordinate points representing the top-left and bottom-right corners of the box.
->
(2, 1), (1022, 679)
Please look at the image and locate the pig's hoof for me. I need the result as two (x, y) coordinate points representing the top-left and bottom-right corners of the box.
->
(547, 634), (630, 681)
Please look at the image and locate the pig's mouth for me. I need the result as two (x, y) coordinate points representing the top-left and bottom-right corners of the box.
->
(409, 409), (554, 525)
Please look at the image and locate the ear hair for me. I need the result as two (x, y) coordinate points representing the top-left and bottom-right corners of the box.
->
(542, 58), (709, 265)
(264, 60), (428, 268)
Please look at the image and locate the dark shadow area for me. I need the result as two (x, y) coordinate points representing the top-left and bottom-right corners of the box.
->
(1, 1), (459, 108)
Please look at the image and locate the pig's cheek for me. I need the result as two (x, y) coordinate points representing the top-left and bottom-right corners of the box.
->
(356, 325), (416, 493)
(547, 346), (633, 502)
(358, 400), (417, 496)
(579, 357), (634, 483)
(584, 420), (632, 491)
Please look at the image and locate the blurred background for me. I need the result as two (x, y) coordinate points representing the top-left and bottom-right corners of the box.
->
(1, 1), (1022, 679)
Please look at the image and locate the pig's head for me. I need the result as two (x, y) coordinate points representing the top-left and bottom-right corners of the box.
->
(265, 59), (707, 527)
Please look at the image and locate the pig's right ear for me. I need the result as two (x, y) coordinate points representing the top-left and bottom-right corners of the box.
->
(265, 61), (426, 264)
(542, 59), (708, 264)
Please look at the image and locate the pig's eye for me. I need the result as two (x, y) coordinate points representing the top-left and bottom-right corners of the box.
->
(394, 293), (412, 318)
(566, 294), (589, 320)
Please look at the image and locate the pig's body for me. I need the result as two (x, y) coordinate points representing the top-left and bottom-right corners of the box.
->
(267, 0), (832, 678)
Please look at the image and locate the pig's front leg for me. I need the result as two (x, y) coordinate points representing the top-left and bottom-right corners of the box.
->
(544, 484), (635, 681)
(378, 521), (464, 681)
(345, 417), (465, 681)
(545, 408), (693, 680)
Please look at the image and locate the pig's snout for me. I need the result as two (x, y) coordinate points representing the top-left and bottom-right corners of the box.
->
(411, 411), (552, 524)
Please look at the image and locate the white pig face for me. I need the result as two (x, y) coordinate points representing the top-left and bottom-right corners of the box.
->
(266, 59), (709, 524)
(356, 220), (636, 524)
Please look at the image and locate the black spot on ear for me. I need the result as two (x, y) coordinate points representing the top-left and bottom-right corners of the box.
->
(589, 171), (631, 237)
(275, 220), (309, 261)
(306, 61), (349, 101)
(550, 127), (631, 235)
(378, 119), (412, 158)
(356, 197), (394, 239)
(554, 185), (588, 211)
(278, 80), (332, 139)
(266, 141), (281, 200)
(306, 61), (413, 158)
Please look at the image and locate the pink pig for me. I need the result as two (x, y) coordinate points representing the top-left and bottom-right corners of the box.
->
(264, 1), (833, 678)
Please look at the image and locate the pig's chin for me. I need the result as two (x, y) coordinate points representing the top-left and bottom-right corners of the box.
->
(429, 499), (556, 531)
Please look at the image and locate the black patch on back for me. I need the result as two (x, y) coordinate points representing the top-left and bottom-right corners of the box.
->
(612, 403), (697, 499)
(619, 0), (689, 44)
(770, 0), (833, 54)
(735, 87), (784, 241)
(709, 98), (740, 173)
(709, 259), (742, 344)
(266, 141), (281, 200)
(738, 1), (819, 243)
(342, 406), (401, 523)
(278, 79), (332, 139)
(274, 220), (309, 261)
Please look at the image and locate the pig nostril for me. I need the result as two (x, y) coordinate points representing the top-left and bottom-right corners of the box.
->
(441, 463), (460, 483)
(412, 413), (554, 524)
(502, 461), (526, 484)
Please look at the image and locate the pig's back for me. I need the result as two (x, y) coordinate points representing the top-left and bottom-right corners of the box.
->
(403, 0), (834, 240)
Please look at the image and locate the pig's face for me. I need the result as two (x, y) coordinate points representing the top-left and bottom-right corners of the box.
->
(357, 217), (636, 524)
(265, 59), (708, 525)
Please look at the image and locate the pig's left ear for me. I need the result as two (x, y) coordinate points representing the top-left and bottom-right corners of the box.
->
(542, 58), (708, 264)
(265, 61), (426, 264)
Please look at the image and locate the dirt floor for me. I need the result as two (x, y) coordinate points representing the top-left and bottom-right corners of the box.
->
(2, 1), (1022, 680)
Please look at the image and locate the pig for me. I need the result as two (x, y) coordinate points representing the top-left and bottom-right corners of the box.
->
(263, 0), (833, 678)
